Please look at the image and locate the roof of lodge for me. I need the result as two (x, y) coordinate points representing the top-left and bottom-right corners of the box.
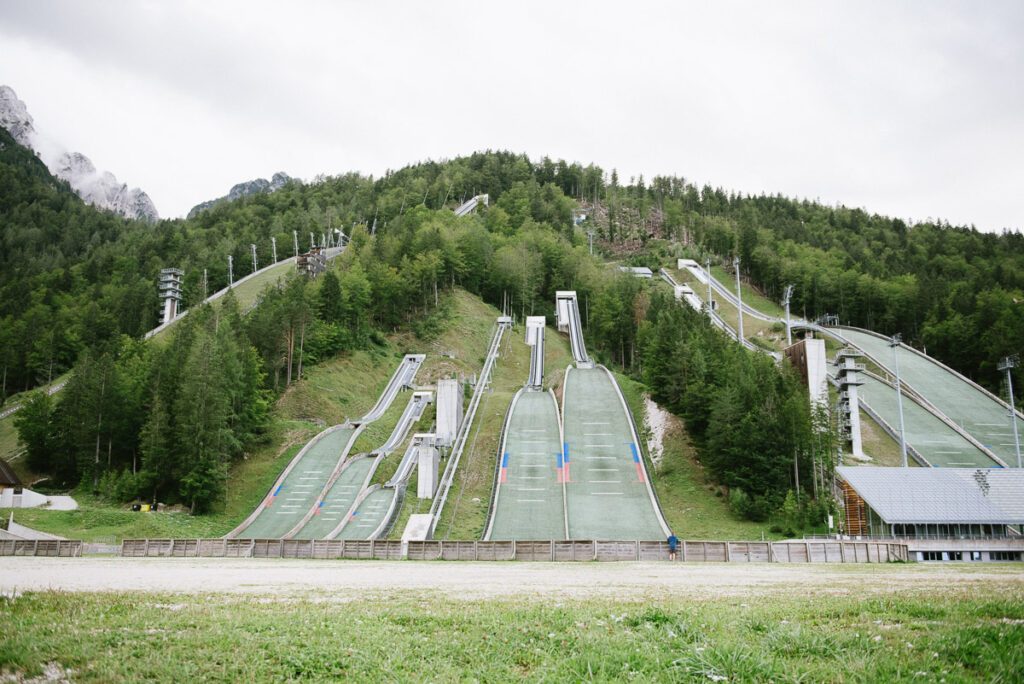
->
(838, 466), (1024, 525)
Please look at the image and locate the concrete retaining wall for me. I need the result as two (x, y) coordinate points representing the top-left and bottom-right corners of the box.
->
(119, 538), (909, 563)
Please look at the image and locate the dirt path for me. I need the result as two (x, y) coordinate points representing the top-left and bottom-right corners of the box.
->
(2, 558), (1021, 599)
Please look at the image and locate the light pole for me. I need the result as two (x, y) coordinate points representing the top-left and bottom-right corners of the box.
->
(227, 254), (234, 287)
(293, 231), (299, 258)
(782, 284), (795, 347)
(733, 256), (744, 341)
(704, 257), (713, 312)
(250, 243), (258, 273)
(998, 356), (1022, 467)
(271, 237), (277, 263)
(890, 334), (908, 467)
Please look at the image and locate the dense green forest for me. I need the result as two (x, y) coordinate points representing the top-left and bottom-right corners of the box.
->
(3, 138), (1021, 516)
(595, 175), (1024, 391)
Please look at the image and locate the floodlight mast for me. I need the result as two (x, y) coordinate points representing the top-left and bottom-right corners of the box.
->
(250, 244), (258, 273)
(271, 237), (277, 263)
(704, 257), (713, 313)
(733, 256), (744, 341)
(998, 356), (1022, 468)
(782, 284), (795, 346)
(228, 255), (234, 287)
(890, 334), (908, 467)
(292, 231), (299, 258)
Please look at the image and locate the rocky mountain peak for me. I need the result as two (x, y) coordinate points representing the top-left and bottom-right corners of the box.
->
(0, 85), (159, 222)
(188, 172), (293, 218)
(0, 85), (36, 148)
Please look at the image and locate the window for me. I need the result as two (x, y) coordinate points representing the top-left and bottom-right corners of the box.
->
(990, 551), (1021, 562)
(947, 551), (962, 561)
(921, 551), (943, 561)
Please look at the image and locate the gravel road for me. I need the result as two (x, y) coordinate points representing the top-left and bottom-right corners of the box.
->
(2, 557), (1021, 599)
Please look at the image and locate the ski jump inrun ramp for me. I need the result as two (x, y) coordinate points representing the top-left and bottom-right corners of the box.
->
(227, 353), (424, 539)
(487, 295), (670, 541)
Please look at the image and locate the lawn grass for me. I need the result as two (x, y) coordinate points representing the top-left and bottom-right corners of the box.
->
(2, 588), (1021, 682)
(149, 259), (298, 344)
(854, 410), (916, 468)
(612, 372), (779, 540)
(710, 264), (787, 318)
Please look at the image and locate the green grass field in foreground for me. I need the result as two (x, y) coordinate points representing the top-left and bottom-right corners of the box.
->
(1, 589), (1021, 682)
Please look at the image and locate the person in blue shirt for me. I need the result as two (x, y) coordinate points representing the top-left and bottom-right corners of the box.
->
(667, 533), (679, 561)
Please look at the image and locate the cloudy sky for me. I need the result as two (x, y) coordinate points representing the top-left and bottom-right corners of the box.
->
(1, 0), (1022, 230)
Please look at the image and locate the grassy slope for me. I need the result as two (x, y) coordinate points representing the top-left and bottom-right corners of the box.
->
(671, 267), (786, 350)
(710, 264), (787, 318)
(381, 290), (507, 539)
(417, 308), (525, 540)
(2, 587), (1021, 681)
(854, 410), (914, 467)
(613, 372), (780, 540)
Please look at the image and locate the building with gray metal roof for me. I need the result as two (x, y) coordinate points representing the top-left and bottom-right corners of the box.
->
(838, 466), (1024, 541)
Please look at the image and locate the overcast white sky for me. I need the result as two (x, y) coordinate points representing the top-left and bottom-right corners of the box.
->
(1, 0), (1022, 230)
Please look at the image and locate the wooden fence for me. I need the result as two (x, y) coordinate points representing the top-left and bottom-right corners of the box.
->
(118, 538), (909, 563)
(0, 539), (82, 557)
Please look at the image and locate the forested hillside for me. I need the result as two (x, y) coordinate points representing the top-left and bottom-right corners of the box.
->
(594, 176), (1024, 391)
(4, 142), (1020, 519)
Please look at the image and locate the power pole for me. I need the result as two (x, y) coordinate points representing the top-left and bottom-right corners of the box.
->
(271, 237), (277, 263)
(202, 269), (208, 300)
(890, 334), (908, 467)
(250, 243), (258, 273)
(587, 230), (595, 256)
(227, 254), (234, 287)
(733, 256), (744, 341)
(293, 231), (299, 258)
(998, 356), (1022, 467)
(782, 284), (795, 347)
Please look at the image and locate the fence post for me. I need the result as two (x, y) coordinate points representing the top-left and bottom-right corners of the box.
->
(592, 541), (597, 561)
(636, 541), (640, 561)
(840, 543), (847, 563)
(370, 539), (376, 559)
(512, 539), (516, 561)
(805, 541), (811, 562)
(681, 540), (687, 562)
(143, 539), (150, 557)
(724, 542), (731, 562)
(551, 540), (555, 561)
(768, 542), (775, 563)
